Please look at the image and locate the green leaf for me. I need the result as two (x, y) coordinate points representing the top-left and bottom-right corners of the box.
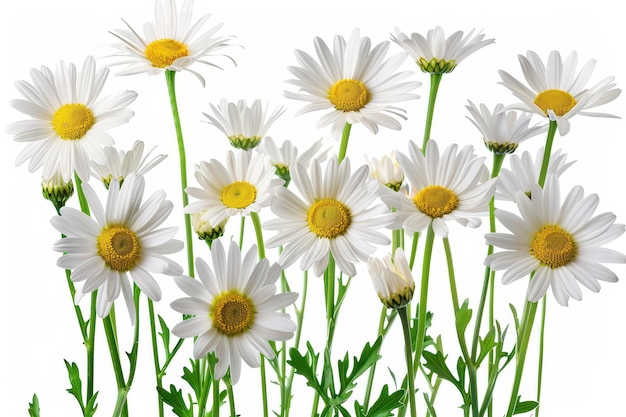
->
(84, 392), (99, 417)
(157, 384), (193, 417)
(337, 336), (382, 396)
(158, 315), (171, 356)
(64, 360), (85, 410)
(354, 385), (405, 417)
(422, 351), (463, 393)
(455, 300), (473, 336)
(513, 399), (539, 414)
(509, 304), (520, 333)
(288, 343), (327, 402)
(476, 326), (497, 366)
(28, 394), (40, 417)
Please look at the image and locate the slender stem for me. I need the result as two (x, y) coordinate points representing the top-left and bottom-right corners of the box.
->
(103, 315), (128, 417)
(164, 69), (194, 278)
(536, 297), (547, 417)
(399, 306), (417, 417)
(363, 306), (391, 411)
(148, 298), (164, 417)
(239, 216), (246, 249)
(421, 73), (443, 153)
(213, 377), (220, 417)
(409, 232), (420, 270)
(536, 121), (558, 188)
(412, 225), (435, 377)
(337, 122), (352, 163)
(227, 381), (237, 417)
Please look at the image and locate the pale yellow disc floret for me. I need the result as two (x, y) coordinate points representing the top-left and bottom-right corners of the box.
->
(307, 198), (352, 239)
(97, 225), (141, 271)
(52, 103), (95, 140)
(211, 291), (255, 336)
(531, 224), (577, 268)
(413, 185), (459, 218)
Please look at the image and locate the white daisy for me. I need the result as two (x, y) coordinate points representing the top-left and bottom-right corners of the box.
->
(91, 140), (167, 188)
(365, 151), (404, 191)
(496, 147), (575, 202)
(170, 240), (298, 383)
(7, 56), (137, 182)
(51, 174), (184, 322)
(498, 50), (621, 135)
(203, 99), (285, 149)
(184, 149), (283, 227)
(190, 210), (228, 242)
(284, 28), (421, 140)
(485, 175), (626, 306)
(391, 26), (494, 74)
(256, 136), (330, 185)
(108, 0), (235, 86)
(384, 139), (497, 238)
(264, 157), (396, 277)
(368, 248), (415, 309)
(465, 101), (547, 154)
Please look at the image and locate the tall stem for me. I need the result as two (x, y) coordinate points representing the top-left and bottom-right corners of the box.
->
(412, 225), (435, 378)
(399, 306), (417, 417)
(164, 69), (195, 278)
(421, 73), (443, 153)
(337, 123), (352, 163)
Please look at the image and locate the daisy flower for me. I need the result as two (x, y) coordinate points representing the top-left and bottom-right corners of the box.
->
(284, 28), (421, 140)
(203, 99), (285, 150)
(498, 50), (621, 135)
(368, 248), (415, 309)
(256, 136), (330, 185)
(391, 26), (494, 74)
(50, 174), (184, 322)
(91, 140), (167, 188)
(170, 240), (298, 383)
(384, 140), (497, 238)
(42, 169), (74, 211)
(190, 210), (228, 242)
(184, 149), (283, 227)
(496, 147), (575, 202)
(264, 157), (396, 277)
(465, 101), (547, 154)
(108, 0), (235, 86)
(365, 151), (404, 191)
(485, 175), (626, 306)
(7, 56), (137, 182)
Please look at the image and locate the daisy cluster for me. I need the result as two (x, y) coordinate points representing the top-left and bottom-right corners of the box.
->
(7, 0), (624, 416)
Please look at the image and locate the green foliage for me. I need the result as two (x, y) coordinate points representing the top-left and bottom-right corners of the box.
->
(64, 360), (98, 417)
(27, 394), (40, 417)
(157, 384), (193, 417)
(513, 398), (539, 414)
(421, 351), (464, 394)
(354, 385), (405, 417)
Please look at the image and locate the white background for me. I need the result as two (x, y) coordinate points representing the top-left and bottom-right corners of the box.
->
(2, 0), (625, 416)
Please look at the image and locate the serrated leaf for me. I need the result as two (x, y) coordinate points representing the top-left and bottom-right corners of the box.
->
(84, 392), (99, 417)
(28, 394), (40, 417)
(355, 385), (405, 417)
(64, 360), (85, 409)
(422, 351), (463, 393)
(513, 399), (538, 414)
(455, 300), (473, 336)
(181, 360), (203, 401)
(287, 343), (327, 402)
(338, 337), (382, 396)
(157, 384), (193, 417)
(476, 326), (497, 366)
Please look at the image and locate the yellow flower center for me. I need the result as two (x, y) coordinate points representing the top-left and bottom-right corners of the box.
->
(328, 78), (370, 112)
(97, 225), (141, 271)
(533, 89), (577, 117)
(145, 38), (189, 68)
(307, 198), (351, 239)
(531, 224), (577, 268)
(52, 103), (95, 140)
(413, 185), (458, 218)
(211, 291), (255, 336)
(221, 181), (257, 209)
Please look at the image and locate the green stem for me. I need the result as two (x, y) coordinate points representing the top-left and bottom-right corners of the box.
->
(409, 232), (420, 270)
(412, 225), (435, 378)
(227, 381), (237, 417)
(103, 315), (128, 417)
(164, 69), (194, 278)
(362, 307), (394, 411)
(239, 216), (246, 249)
(421, 73), (443, 153)
(504, 300), (538, 417)
(536, 297), (546, 417)
(148, 298), (164, 417)
(536, 121), (558, 188)
(399, 306), (417, 417)
(337, 123), (352, 163)
(213, 377), (220, 417)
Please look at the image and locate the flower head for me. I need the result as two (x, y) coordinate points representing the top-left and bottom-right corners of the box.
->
(108, 0), (235, 86)
(7, 56), (137, 182)
(365, 151), (404, 191)
(42, 169), (74, 211)
(171, 240), (298, 383)
(91, 140), (167, 188)
(264, 157), (396, 277)
(368, 248), (415, 309)
(498, 50), (621, 135)
(203, 99), (285, 150)
(485, 175), (626, 306)
(496, 147), (574, 202)
(256, 137), (330, 186)
(51, 174), (183, 322)
(184, 150), (283, 227)
(284, 28), (421, 140)
(465, 101), (547, 154)
(191, 211), (228, 242)
(384, 140), (497, 238)
(391, 26), (494, 74)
